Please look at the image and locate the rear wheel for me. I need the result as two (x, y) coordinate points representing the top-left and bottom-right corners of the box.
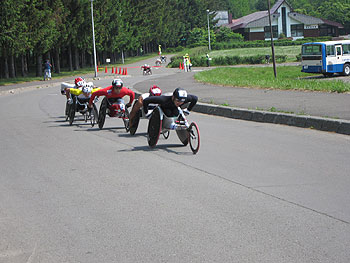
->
(65, 101), (70, 121)
(68, 101), (76, 126)
(130, 109), (141, 135)
(90, 104), (98, 127)
(189, 122), (200, 154)
(123, 109), (130, 132)
(147, 108), (161, 148)
(343, 64), (350, 76)
(98, 98), (107, 129)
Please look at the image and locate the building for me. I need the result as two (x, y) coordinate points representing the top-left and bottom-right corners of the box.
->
(222, 0), (344, 41)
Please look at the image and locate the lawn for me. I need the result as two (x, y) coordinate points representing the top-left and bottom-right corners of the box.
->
(194, 66), (350, 93)
(209, 45), (301, 62)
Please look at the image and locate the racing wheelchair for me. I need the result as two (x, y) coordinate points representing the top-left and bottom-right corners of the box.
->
(142, 66), (152, 75)
(146, 106), (200, 154)
(97, 97), (130, 131)
(67, 96), (99, 127)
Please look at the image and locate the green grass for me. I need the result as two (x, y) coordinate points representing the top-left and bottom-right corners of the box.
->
(0, 53), (159, 86)
(209, 45), (301, 62)
(194, 66), (350, 93)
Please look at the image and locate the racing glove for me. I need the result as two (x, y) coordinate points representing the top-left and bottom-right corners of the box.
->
(67, 98), (73, 105)
(183, 108), (190, 115)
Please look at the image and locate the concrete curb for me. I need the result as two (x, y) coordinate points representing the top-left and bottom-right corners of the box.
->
(192, 102), (350, 136)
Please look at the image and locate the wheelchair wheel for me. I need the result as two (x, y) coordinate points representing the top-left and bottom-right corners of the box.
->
(98, 98), (107, 129)
(130, 109), (141, 135)
(189, 122), (200, 154)
(162, 130), (170, 139)
(147, 108), (162, 148)
(176, 129), (189, 146)
(123, 108), (130, 132)
(65, 101), (70, 121)
(90, 104), (98, 127)
(68, 101), (76, 126)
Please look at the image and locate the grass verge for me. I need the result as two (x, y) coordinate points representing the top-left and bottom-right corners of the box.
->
(194, 66), (350, 93)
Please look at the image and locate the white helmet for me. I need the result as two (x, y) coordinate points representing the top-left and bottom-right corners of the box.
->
(82, 85), (92, 94)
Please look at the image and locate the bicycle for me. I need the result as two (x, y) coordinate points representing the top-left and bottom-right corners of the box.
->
(146, 106), (200, 154)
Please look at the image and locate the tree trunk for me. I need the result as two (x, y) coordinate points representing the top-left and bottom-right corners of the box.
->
(21, 55), (26, 77)
(3, 51), (10, 78)
(36, 54), (42, 77)
(9, 54), (16, 78)
(55, 48), (61, 73)
(73, 46), (79, 70)
(68, 45), (73, 71)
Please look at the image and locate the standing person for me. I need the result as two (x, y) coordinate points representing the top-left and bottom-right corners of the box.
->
(43, 60), (52, 81)
(206, 53), (210, 67)
(183, 53), (190, 72)
(158, 44), (162, 55)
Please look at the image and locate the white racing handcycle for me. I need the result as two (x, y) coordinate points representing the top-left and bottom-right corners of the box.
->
(146, 106), (200, 154)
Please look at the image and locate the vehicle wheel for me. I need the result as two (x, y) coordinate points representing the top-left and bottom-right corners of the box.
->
(65, 102), (70, 121)
(176, 129), (189, 146)
(90, 104), (98, 127)
(188, 122), (200, 154)
(162, 130), (170, 139)
(147, 108), (161, 148)
(343, 64), (350, 76)
(68, 101), (76, 126)
(123, 108), (130, 132)
(98, 98), (107, 129)
(130, 109), (141, 135)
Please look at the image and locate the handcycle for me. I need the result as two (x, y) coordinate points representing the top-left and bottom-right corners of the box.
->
(142, 66), (152, 75)
(97, 97), (130, 131)
(67, 95), (99, 127)
(146, 106), (200, 154)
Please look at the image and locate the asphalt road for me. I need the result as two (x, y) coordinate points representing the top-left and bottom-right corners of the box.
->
(1, 60), (350, 262)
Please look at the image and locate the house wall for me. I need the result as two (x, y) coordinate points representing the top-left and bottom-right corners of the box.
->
(275, 3), (292, 37)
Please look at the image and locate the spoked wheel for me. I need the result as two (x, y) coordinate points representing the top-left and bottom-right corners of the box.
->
(68, 101), (76, 126)
(188, 122), (200, 154)
(98, 98), (107, 130)
(162, 130), (170, 139)
(123, 109), (130, 132)
(90, 104), (98, 127)
(147, 108), (162, 148)
(65, 101), (70, 121)
(130, 109), (141, 135)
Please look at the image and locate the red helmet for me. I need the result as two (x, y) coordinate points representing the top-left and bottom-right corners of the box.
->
(149, 85), (162, 96)
(74, 77), (85, 88)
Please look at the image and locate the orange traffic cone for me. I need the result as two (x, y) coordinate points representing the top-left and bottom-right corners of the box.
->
(97, 67), (99, 72)
(179, 62), (182, 69)
(119, 67), (122, 75)
(105, 67), (107, 73)
(112, 67), (114, 73)
(124, 68), (128, 75)
(122, 68), (125, 75)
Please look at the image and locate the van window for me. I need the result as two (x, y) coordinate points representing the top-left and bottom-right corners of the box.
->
(326, 45), (335, 56)
(336, 46), (342, 55)
(343, 44), (350, 55)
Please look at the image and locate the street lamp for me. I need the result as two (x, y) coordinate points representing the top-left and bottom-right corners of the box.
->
(207, 9), (211, 51)
(90, 0), (98, 78)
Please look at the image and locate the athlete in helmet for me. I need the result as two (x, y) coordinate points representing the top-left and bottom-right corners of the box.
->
(88, 78), (135, 114)
(143, 87), (197, 117)
(129, 85), (163, 132)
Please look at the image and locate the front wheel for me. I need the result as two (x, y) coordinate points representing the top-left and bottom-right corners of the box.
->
(90, 104), (98, 127)
(130, 109), (141, 135)
(68, 101), (76, 126)
(123, 109), (130, 132)
(98, 98), (107, 129)
(343, 64), (350, 76)
(188, 122), (200, 154)
(147, 108), (161, 148)
(65, 101), (70, 121)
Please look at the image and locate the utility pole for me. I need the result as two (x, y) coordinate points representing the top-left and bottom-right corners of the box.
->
(90, 0), (98, 78)
(207, 9), (211, 51)
(267, 0), (277, 78)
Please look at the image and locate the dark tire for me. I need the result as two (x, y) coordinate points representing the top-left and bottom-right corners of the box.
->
(189, 122), (200, 154)
(123, 108), (130, 132)
(68, 100), (76, 126)
(98, 98), (107, 129)
(65, 102), (70, 121)
(162, 130), (170, 139)
(130, 109), (141, 135)
(147, 108), (161, 148)
(176, 129), (189, 146)
(90, 104), (98, 127)
(343, 64), (350, 76)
